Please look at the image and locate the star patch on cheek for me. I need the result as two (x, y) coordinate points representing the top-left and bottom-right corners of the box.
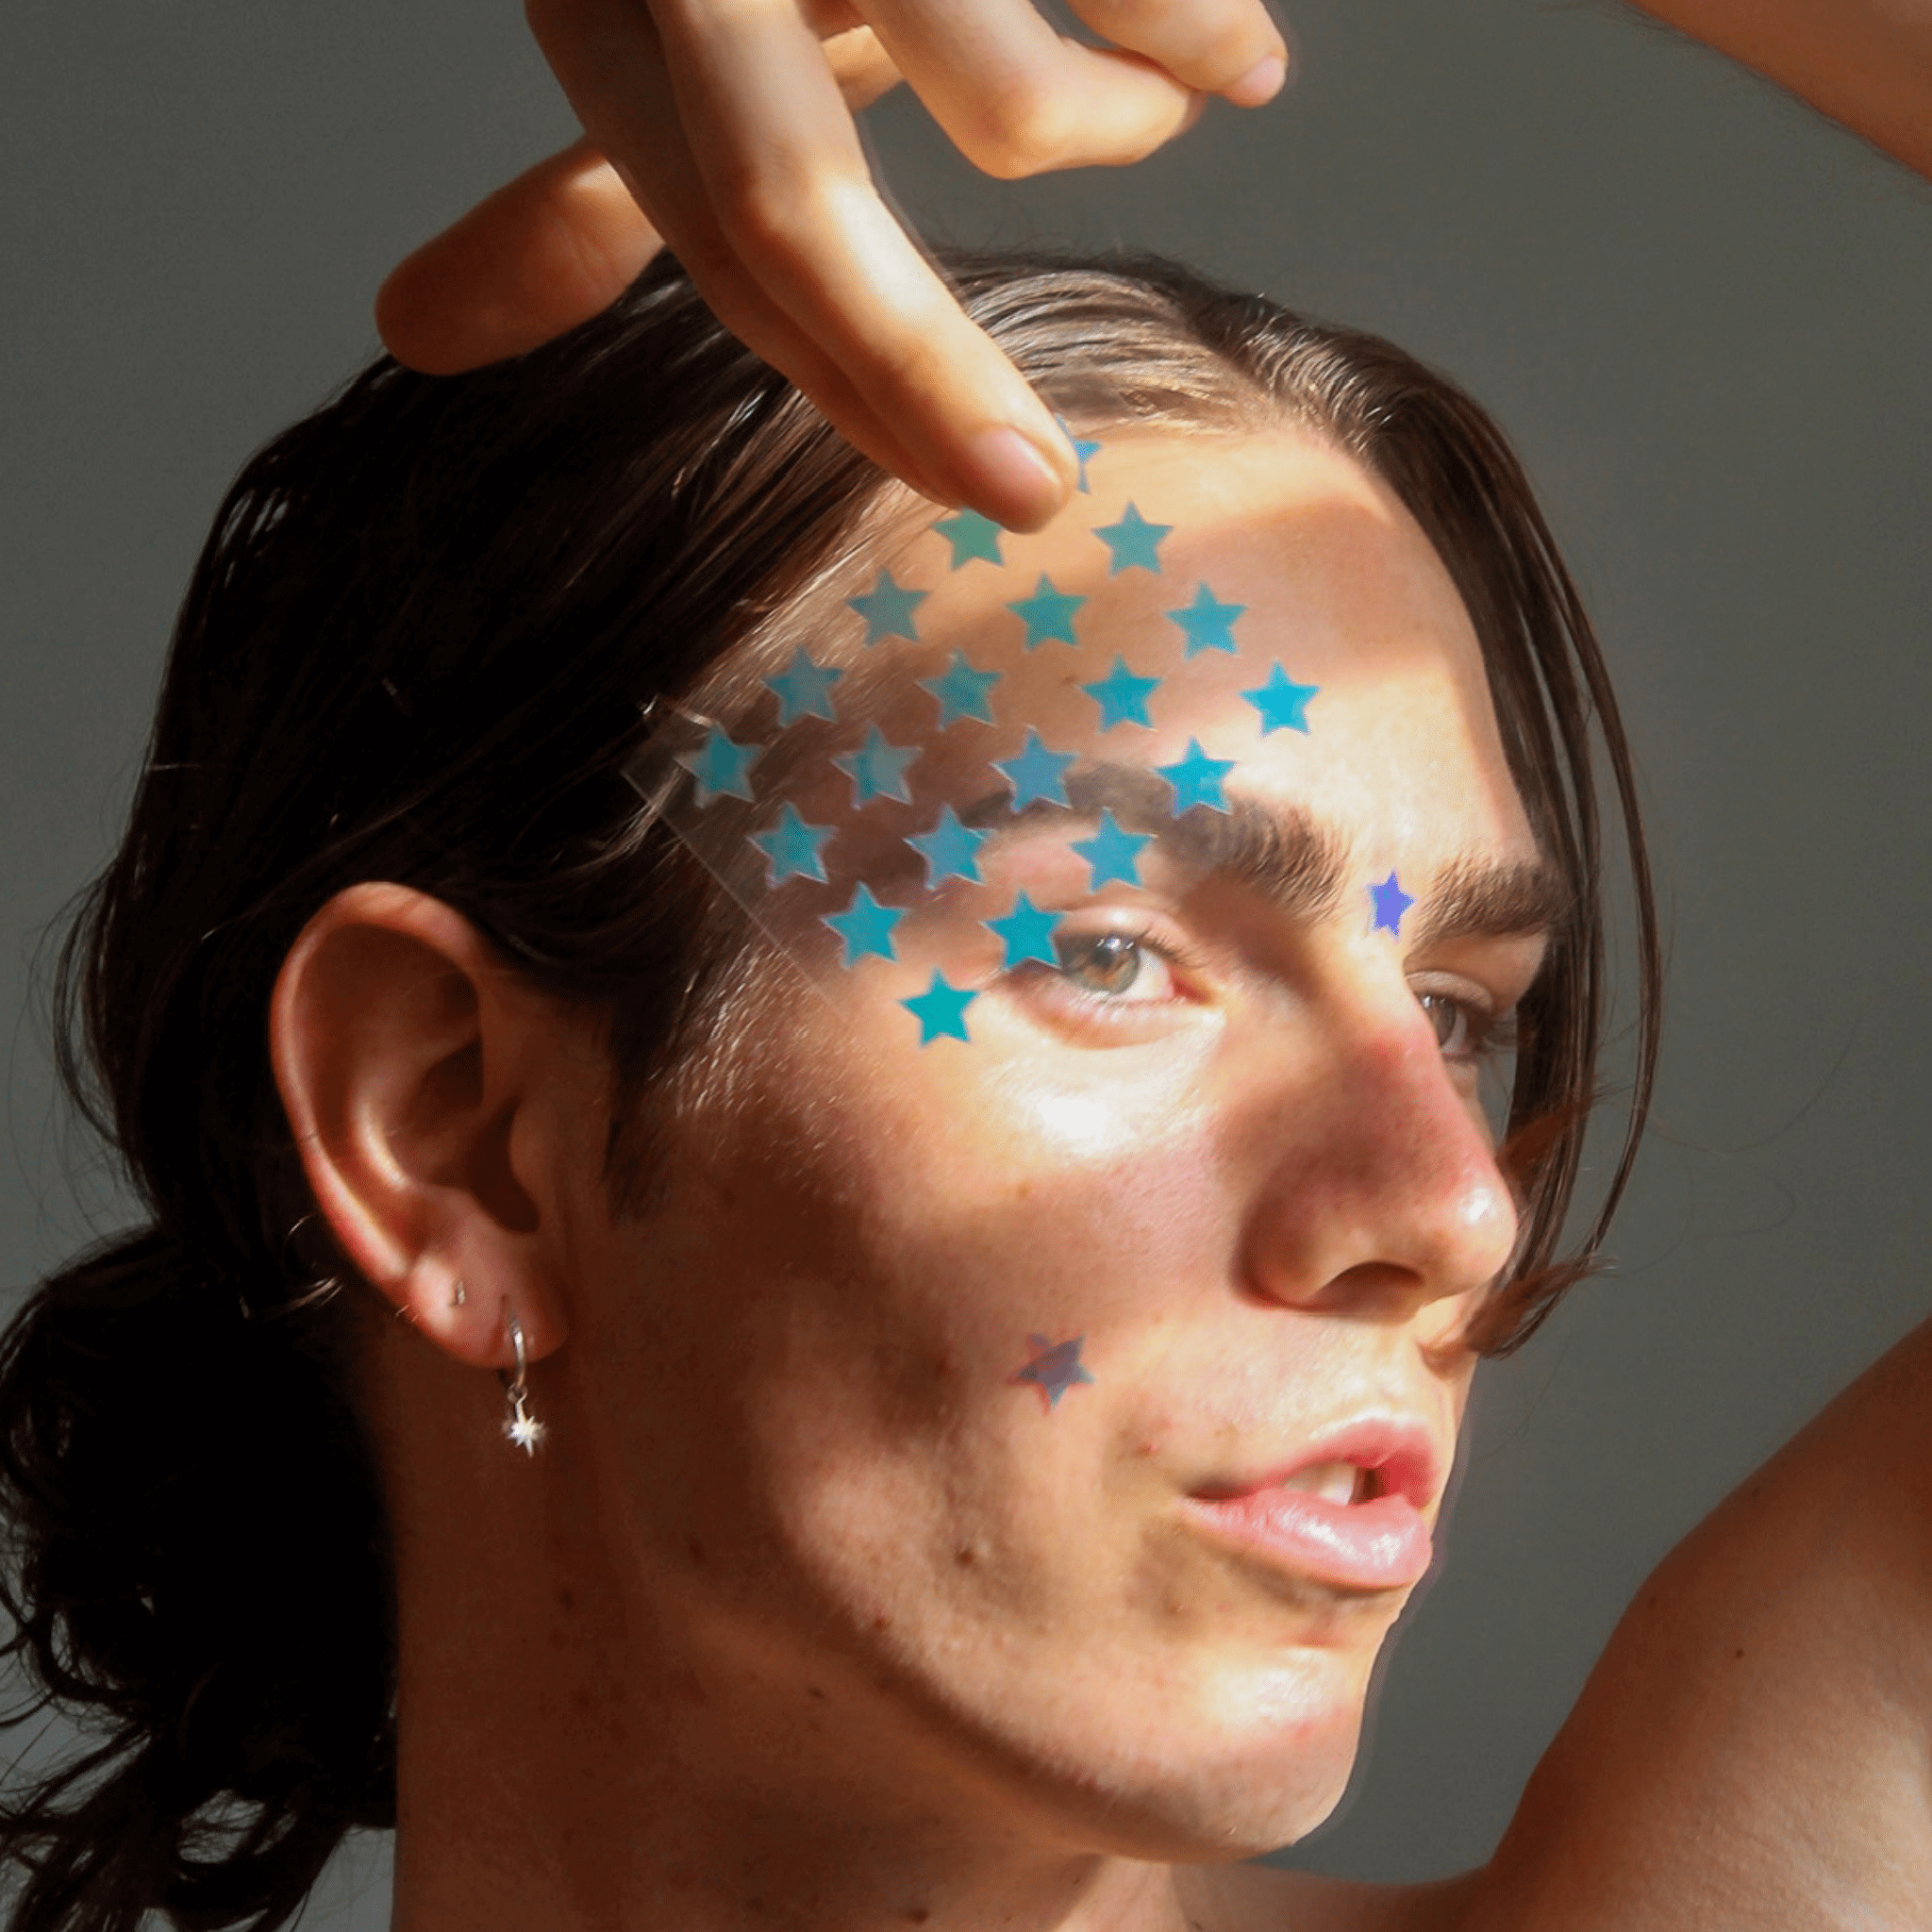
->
(987, 891), (1061, 968)
(1007, 575), (1087, 650)
(1057, 418), (1101, 492)
(1071, 808), (1151, 890)
(1010, 1334), (1096, 1411)
(676, 724), (764, 807)
(1093, 503), (1171, 575)
(1241, 662), (1321, 736)
(1370, 872), (1414, 936)
(1157, 738), (1236, 814)
(848, 569), (927, 643)
(825, 884), (905, 964)
(1165, 582), (1245, 657)
(1079, 657), (1162, 732)
(934, 508), (1005, 569)
(996, 730), (1076, 809)
(901, 970), (979, 1044)
(763, 647), (845, 726)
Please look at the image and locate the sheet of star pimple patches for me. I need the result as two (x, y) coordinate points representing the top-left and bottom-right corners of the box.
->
(623, 432), (1413, 1047)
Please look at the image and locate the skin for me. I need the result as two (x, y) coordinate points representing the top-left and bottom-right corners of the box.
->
(273, 430), (1549, 1931)
(376, 2), (1932, 526)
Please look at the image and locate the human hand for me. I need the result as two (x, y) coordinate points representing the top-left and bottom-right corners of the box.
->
(375, 0), (1288, 530)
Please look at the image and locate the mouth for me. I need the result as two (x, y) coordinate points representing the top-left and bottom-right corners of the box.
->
(1180, 1420), (1443, 1593)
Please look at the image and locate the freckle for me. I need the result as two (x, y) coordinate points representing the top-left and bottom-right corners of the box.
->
(904, 1910), (931, 1925)
(807, 1684), (827, 1702)
(954, 1545), (977, 1568)
(1734, 1648), (1746, 1661)
(557, 1584), (576, 1613)
(687, 1536), (708, 1564)
(872, 1612), (891, 1632)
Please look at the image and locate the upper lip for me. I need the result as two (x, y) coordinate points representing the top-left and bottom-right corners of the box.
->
(1187, 1414), (1445, 1511)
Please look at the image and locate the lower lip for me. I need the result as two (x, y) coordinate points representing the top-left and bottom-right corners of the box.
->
(1182, 1487), (1434, 1591)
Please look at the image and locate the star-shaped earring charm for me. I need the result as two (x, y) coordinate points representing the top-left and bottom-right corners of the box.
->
(505, 1398), (546, 1456)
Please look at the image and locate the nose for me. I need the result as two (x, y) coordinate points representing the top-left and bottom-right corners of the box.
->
(1240, 990), (1521, 1318)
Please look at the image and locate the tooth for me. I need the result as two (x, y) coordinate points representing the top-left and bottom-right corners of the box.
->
(1280, 1461), (1357, 1505)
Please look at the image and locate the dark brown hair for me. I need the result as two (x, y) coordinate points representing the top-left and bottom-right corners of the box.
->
(0, 250), (1657, 1931)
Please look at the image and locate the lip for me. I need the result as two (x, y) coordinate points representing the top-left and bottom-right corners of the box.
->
(1180, 1416), (1445, 1592)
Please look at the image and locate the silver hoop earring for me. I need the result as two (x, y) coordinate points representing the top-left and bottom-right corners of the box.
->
(501, 1315), (545, 1456)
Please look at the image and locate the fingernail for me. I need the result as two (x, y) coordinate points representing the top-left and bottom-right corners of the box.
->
(959, 425), (1069, 533)
(1224, 54), (1287, 108)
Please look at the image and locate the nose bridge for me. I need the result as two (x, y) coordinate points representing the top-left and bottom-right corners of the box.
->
(1246, 988), (1520, 1308)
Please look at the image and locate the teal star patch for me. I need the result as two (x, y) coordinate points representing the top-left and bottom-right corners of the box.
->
(988, 891), (1061, 968)
(1012, 1333), (1095, 1409)
(1007, 575), (1087, 649)
(750, 802), (834, 885)
(1072, 808), (1150, 889)
(1165, 583), (1245, 656)
(1056, 417), (1101, 492)
(1092, 502), (1170, 575)
(910, 804), (988, 885)
(848, 569), (927, 643)
(764, 646), (845, 726)
(1079, 656), (1162, 731)
(1241, 663), (1320, 735)
(934, 508), (1004, 568)
(920, 649), (1002, 728)
(996, 730), (1076, 809)
(825, 883), (905, 965)
(902, 971), (979, 1044)
(836, 725), (918, 805)
(1157, 739), (1236, 814)
(676, 725), (762, 807)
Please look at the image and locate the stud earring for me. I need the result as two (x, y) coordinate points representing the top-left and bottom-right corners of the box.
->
(451, 1278), (467, 1308)
(501, 1314), (544, 1456)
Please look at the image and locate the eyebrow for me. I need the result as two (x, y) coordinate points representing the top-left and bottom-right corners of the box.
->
(965, 760), (1569, 944)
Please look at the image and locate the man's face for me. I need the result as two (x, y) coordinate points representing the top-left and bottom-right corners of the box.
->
(566, 432), (1553, 1855)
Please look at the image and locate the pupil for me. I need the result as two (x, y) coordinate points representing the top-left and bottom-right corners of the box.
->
(1063, 933), (1141, 994)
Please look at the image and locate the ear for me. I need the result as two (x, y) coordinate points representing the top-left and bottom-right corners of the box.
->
(270, 882), (582, 1369)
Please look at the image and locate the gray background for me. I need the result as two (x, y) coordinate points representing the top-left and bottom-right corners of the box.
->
(6, 0), (1930, 1921)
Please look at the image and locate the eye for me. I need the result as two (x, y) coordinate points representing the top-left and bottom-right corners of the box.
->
(1416, 990), (1515, 1063)
(1051, 928), (1179, 1003)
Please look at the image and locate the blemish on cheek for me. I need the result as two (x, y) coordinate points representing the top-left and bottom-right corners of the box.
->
(1010, 1333), (1096, 1410)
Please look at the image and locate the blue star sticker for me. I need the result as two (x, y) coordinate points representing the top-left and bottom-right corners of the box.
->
(1079, 656), (1162, 731)
(676, 725), (762, 807)
(920, 649), (1002, 728)
(909, 804), (988, 885)
(1165, 582), (1245, 656)
(1056, 418), (1102, 492)
(996, 730), (1077, 810)
(847, 569), (926, 643)
(1157, 739), (1237, 814)
(1007, 574), (1087, 649)
(934, 508), (1004, 568)
(1241, 663), (1320, 735)
(763, 646), (844, 726)
(836, 725), (919, 805)
(1093, 503), (1171, 575)
(1071, 808), (1151, 890)
(1011, 1333), (1095, 1410)
(750, 802), (834, 885)
(987, 891), (1061, 968)
(1370, 872), (1414, 936)
(902, 970), (979, 1044)
(824, 883), (905, 965)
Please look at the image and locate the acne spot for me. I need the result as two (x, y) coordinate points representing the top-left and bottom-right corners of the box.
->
(954, 1545), (978, 1568)
(872, 1612), (892, 1633)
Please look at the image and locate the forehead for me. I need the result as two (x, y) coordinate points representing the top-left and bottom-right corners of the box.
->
(876, 429), (1538, 872)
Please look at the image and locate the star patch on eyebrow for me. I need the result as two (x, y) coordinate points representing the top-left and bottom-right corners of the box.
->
(836, 726), (919, 805)
(996, 730), (1077, 809)
(988, 891), (1061, 968)
(1093, 503), (1171, 575)
(1370, 872), (1414, 936)
(910, 805), (989, 886)
(1071, 808), (1151, 889)
(1007, 575), (1087, 649)
(1241, 662), (1320, 735)
(847, 569), (927, 643)
(920, 649), (1002, 728)
(933, 508), (1005, 569)
(676, 724), (763, 807)
(1079, 656), (1162, 731)
(752, 803), (834, 885)
(1157, 739), (1236, 814)
(1166, 582), (1245, 656)
(902, 970), (979, 1044)
(1011, 1334), (1095, 1410)
(825, 883), (905, 965)
(763, 646), (845, 726)
(1056, 419), (1102, 492)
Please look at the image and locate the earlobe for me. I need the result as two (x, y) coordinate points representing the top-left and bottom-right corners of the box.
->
(269, 882), (571, 1370)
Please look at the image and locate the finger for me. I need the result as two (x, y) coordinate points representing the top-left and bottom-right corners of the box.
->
(1059, 0), (1288, 104)
(551, 0), (1075, 525)
(529, 0), (976, 509)
(860, 0), (1205, 177)
(376, 139), (662, 375)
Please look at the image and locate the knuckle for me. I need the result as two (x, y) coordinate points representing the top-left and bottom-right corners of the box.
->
(966, 80), (1083, 179)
